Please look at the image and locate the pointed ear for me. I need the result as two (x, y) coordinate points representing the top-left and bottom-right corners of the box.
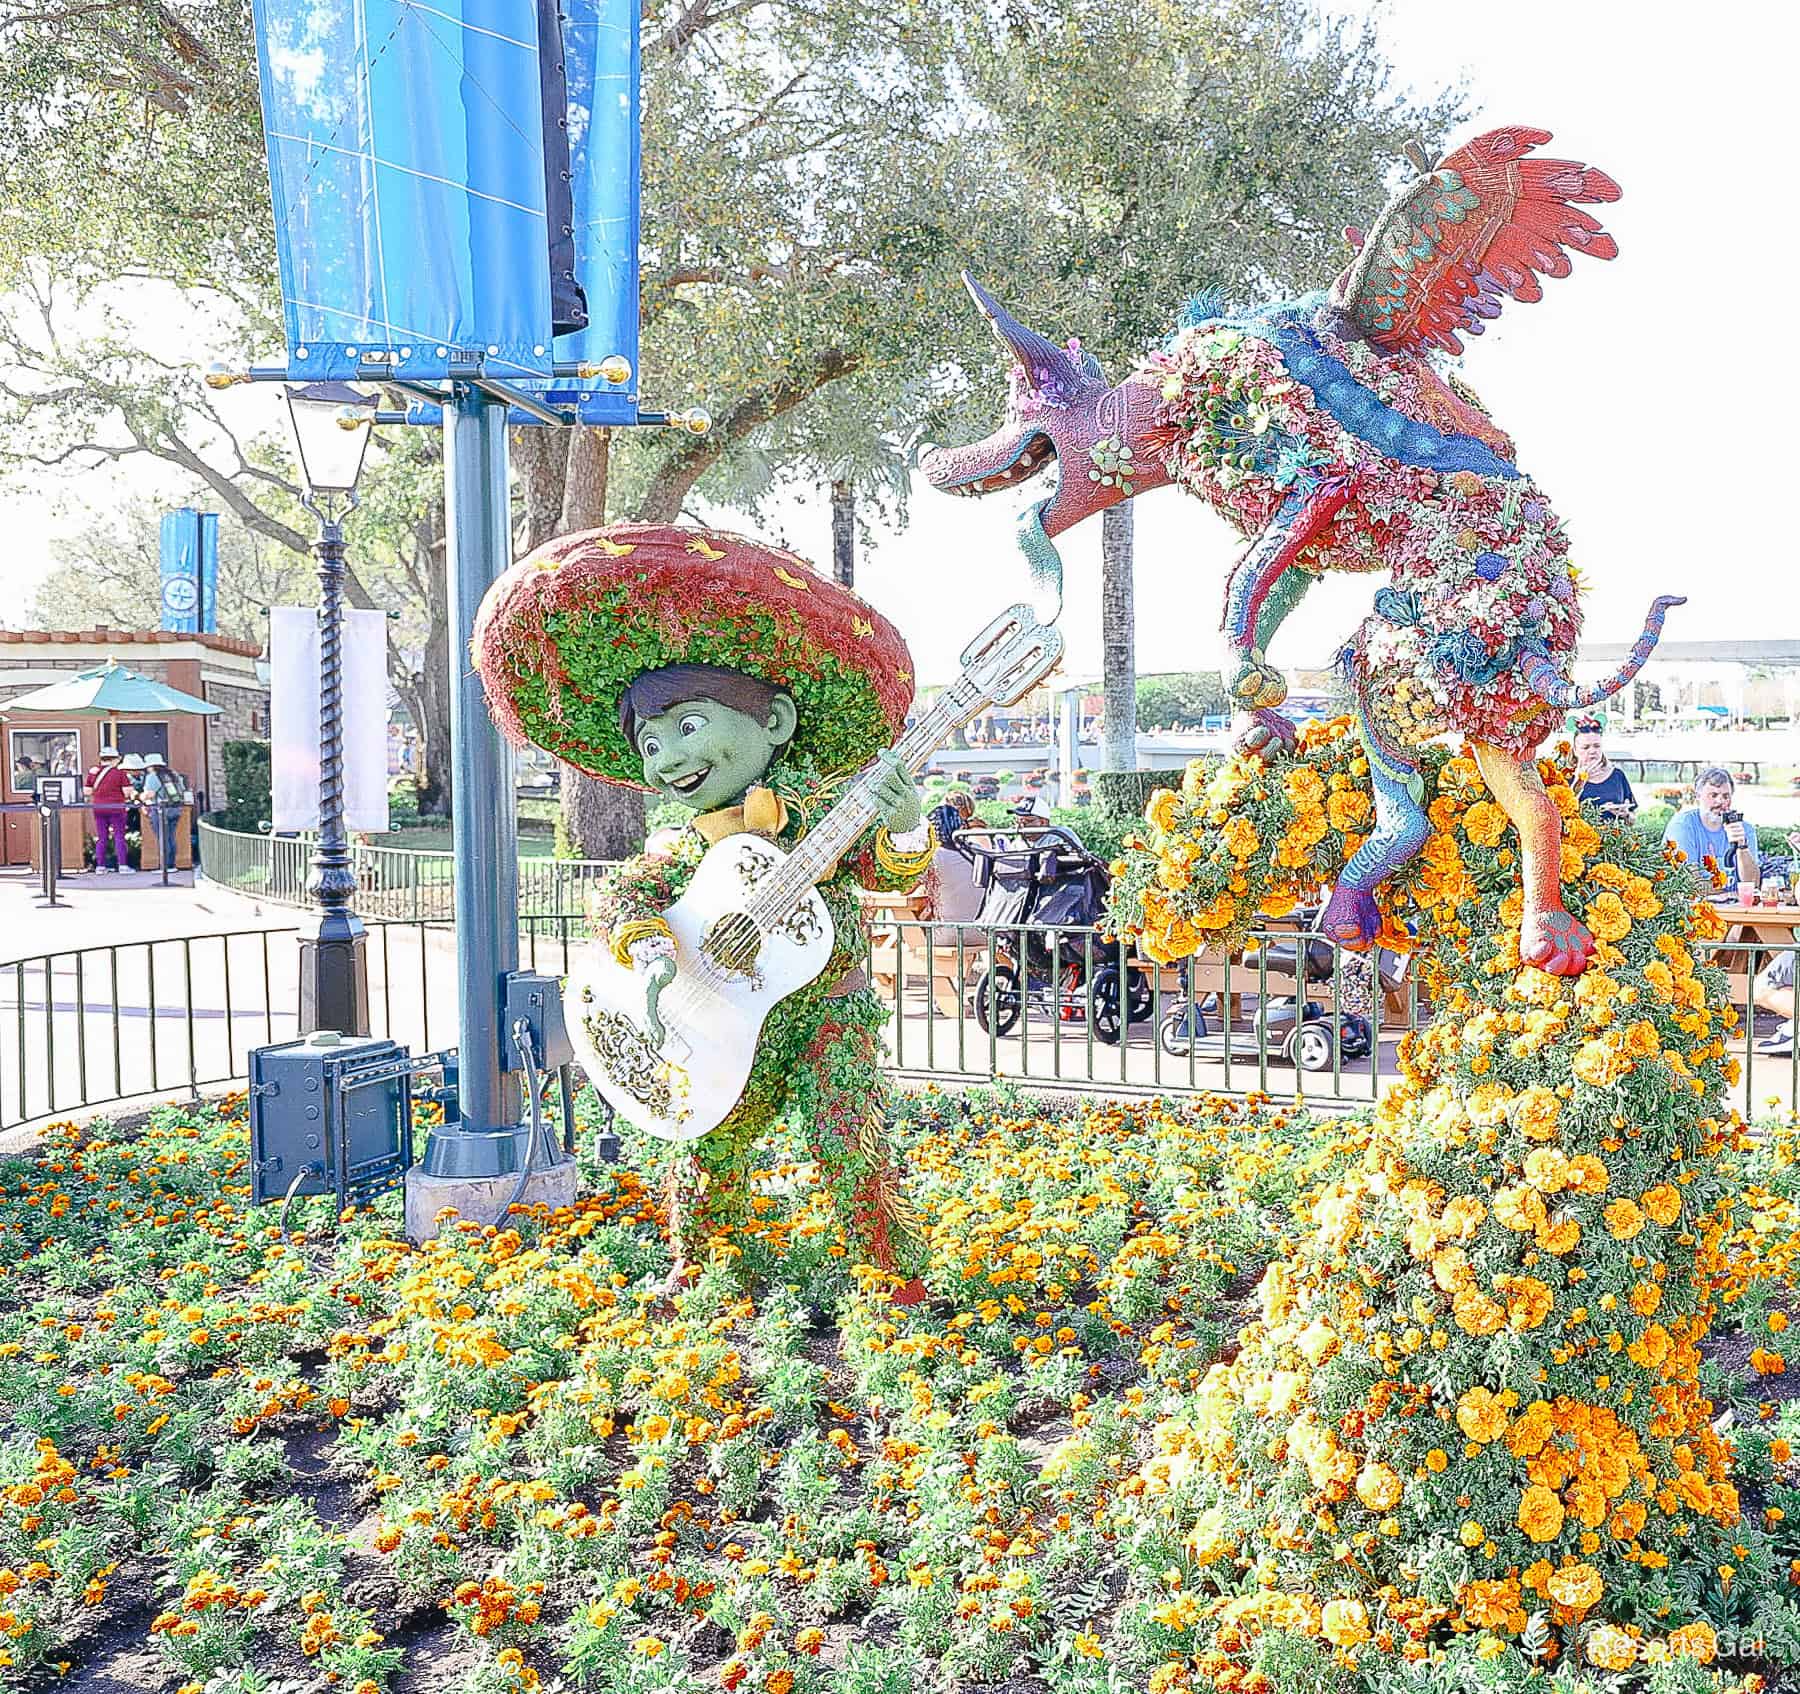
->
(766, 692), (799, 747)
(962, 272), (1083, 404)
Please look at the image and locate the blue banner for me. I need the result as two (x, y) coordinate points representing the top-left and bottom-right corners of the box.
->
(159, 509), (201, 633)
(531, 0), (641, 424)
(251, 0), (559, 381)
(198, 511), (220, 635)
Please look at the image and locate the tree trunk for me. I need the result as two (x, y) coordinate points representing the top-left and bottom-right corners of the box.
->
(554, 425), (645, 858)
(1100, 501), (1137, 772)
(829, 477), (854, 587)
(511, 428), (566, 552)
(414, 574), (454, 815)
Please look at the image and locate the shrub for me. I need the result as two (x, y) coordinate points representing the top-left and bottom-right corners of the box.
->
(1092, 766), (1192, 820)
(215, 740), (271, 832)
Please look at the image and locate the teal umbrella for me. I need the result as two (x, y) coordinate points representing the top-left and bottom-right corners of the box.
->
(0, 659), (221, 717)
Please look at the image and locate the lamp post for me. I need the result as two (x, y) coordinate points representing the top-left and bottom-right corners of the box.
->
(285, 381), (377, 1036)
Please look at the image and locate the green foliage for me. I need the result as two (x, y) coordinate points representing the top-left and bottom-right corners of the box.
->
(215, 740), (271, 831)
(1136, 673), (1227, 730)
(1092, 768), (1193, 821)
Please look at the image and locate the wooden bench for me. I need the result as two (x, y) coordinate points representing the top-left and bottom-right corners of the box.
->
(859, 889), (984, 1017)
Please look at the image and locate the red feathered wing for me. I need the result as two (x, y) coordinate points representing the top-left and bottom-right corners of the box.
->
(1332, 126), (1621, 355)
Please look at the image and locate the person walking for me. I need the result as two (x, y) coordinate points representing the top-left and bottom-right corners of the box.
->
(136, 751), (189, 867)
(84, 747), (132, 873)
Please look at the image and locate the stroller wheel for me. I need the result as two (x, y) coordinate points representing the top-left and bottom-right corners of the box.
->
(1159, 1004), (1207, 1057)
(1124, 965), (1154, 1025)
(1289, 1021), (1335, 1073)
(1089, 965), (1127, 1046)
(973, 964), (1022, 1037)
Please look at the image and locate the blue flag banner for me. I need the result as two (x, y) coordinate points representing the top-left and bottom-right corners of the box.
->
(529, 0), (641, 424)
(198, 511), (220, 635)
(251, 0), (559, 382)
(159, 509), (202, 633)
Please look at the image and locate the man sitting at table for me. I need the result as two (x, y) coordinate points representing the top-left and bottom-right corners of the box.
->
(1662, 766), (1757, 893)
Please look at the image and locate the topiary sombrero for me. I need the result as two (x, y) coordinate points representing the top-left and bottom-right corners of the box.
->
(473, 523), (915, 788)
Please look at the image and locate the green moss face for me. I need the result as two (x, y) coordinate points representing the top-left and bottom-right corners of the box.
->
(630, 692), (799, 814)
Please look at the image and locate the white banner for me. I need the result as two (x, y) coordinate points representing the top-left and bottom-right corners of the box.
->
(270, 607), (390, 832)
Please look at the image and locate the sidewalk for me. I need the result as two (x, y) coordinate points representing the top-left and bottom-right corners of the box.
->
(1, 864), (288, 957)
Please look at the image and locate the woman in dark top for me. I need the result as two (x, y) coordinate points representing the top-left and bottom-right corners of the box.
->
(1571, 716), (1637, 820)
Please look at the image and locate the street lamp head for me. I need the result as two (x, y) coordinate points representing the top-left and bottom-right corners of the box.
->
(284, 381), (377, 512)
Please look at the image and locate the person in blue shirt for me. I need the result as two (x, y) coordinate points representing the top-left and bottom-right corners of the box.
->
(1662, 766), (1758, 893)
(1570, 716), (1636, 820)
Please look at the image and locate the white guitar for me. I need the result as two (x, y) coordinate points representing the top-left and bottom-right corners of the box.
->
(565, 604), (1064, 1140)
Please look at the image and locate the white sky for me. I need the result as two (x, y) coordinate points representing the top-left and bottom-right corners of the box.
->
(6, 0), (1794, 684)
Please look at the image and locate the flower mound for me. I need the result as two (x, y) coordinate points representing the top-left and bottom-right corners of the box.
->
(1110, 739), (1753, 1682)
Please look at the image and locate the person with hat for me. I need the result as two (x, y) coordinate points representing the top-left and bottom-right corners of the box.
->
(135, 751), (191, 868)
(476, 523), (937, 1297)
(84, 747), (132, 872)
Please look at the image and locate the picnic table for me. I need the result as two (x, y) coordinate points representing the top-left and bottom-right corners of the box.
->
(1706, 902), (1800, 1011)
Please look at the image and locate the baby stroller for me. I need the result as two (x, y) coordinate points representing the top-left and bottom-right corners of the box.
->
(1156, 912), (1380, 1073)
(956, 828), (1152, 1045)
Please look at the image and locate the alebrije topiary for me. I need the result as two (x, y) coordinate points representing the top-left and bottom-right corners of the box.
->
(472, 523), (913, 787)
(1107, 735), (1758, 1685)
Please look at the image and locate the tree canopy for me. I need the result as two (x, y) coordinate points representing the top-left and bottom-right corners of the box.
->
(0, 0), (1457, 842)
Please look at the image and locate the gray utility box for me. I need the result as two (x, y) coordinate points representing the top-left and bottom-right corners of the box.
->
(249, 1033), (414, 1209)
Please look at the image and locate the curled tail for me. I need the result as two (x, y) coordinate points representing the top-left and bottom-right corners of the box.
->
(1518, 595), (1685, 708)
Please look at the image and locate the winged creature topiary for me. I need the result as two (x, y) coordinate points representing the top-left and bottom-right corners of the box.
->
(922, 126), (1679, 975)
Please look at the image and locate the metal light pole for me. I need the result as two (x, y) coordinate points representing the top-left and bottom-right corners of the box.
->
(285, 381), (377, 1037)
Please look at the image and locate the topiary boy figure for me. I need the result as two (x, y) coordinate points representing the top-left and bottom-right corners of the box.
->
(474, 523), (935, 1296)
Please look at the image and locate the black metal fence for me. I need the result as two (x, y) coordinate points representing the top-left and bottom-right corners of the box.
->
(0, 915), (1792, 1133)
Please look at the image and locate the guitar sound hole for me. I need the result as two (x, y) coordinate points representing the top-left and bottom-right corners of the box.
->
(702, 911), (764, 977)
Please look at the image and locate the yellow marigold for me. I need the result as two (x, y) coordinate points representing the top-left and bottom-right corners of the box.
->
(1296, 1320), (1339, 1366)
(1584, 891), (1632, 942)
(1619, 876), (1662, 920)
(1536, 1217), (1581, 1256)
(1466, 1083), (1514, 1127)
(1460, 1520), (1486, 1547)
(1641, 1185), (1681, 1227)
(1667, 1621), (1717, 1664)
(1221, 815), (1261, 859)
(1459, 1577), (1523, 1633)
(1453, 1288), (1506, 1336)
(1493, 1186), (1547, 1233)
(1566, 1482), (1609, 1529)
(1564, 1154), (1610, 1195)
(1327, 788), (1371, 831)
(1497, 1275), (1554, 1332)
(1506, 1400), (1554, 1458)
(1546, 1562), (1603, 1612)
(1145, 789), (1180, 833)
(1522, 1148), (1570, 1194)
(1463, 801), (1509, 847)
(1587, 1625), (1638, 1670)
(1284, 765), (1325, 806)
(1603, 1199), (1646, 1241)
(1456, 1387), (1509, 1444)
(1573, 1037), (1627, 1088)
(1518, 1484), (1565, 1543)
(1320, 1598), (1370, 1648)
(1355, 1462), (1403, 1512)
(1511, 1085), (1562, 1142)
(1629, 1281), (1662, 1317)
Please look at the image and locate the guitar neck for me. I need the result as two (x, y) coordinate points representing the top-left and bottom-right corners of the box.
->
(746, 689), (972, 925)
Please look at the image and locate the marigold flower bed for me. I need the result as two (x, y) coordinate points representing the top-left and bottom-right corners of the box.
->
(5, 734), (1800, 1691)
